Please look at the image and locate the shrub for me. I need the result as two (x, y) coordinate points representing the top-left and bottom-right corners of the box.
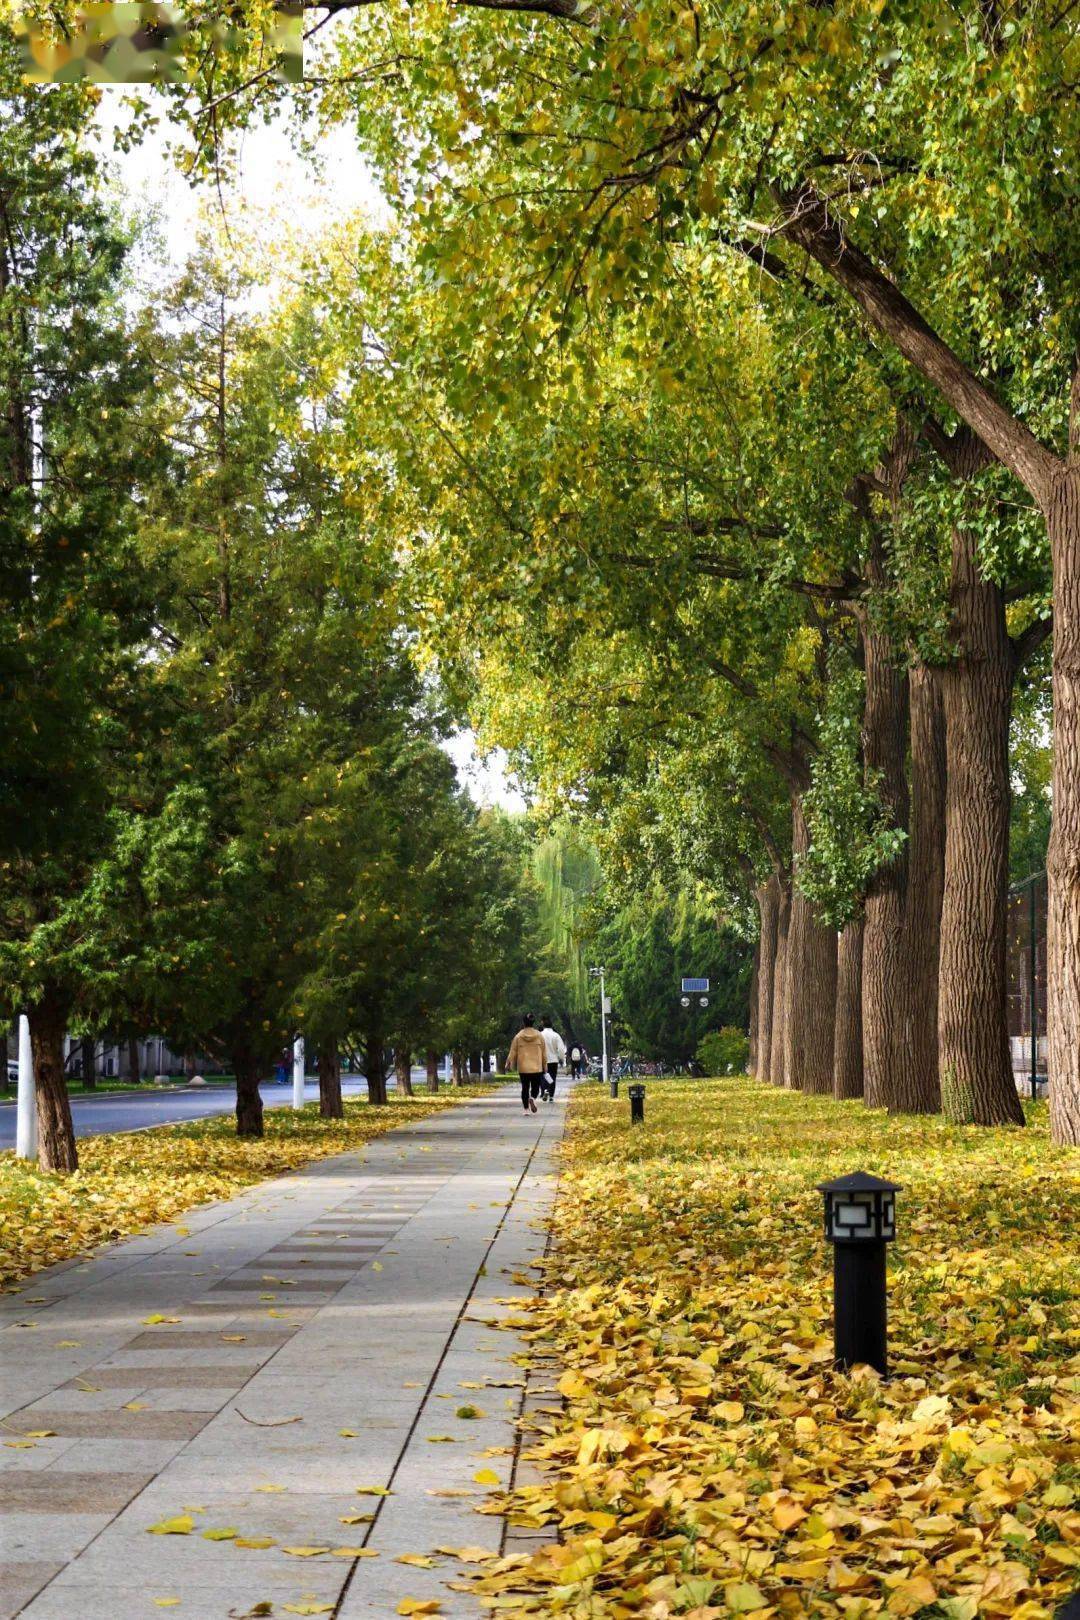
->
(696, 1026), (749, 1077)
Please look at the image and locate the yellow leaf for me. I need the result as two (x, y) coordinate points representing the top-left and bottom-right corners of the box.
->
(715, 1401), (744, 1423)
(339, 1514), (375, 1525)
(397, 1602), (441, 1616)
(557, 1370), (590, 1397)
(152, 1601), (181, 1609)
(331, 1546), (377, 1556)
(142, 1315), (181, 1325)
(254, 1484), (286, 1492)
(282, 1606), (334, 1616)
(147, 1515), (195, 1536)
(201, 1527), (237, 1541)
(473, 1469), (499, 1485)
(234, 1537), (277, 1550)
(724, 1582), (766, 1612)
(339, 1429), (358, 1437)
(280, 1545), (329, 1557)
(356, 1485), (391, 1496)
(396, 1553), (436, 1567)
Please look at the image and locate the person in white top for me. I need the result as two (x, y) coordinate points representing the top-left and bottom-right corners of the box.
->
(539, 1020), (567, 1101)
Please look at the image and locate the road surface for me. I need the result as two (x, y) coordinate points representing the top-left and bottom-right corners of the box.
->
(0, 1072), (431, 1147)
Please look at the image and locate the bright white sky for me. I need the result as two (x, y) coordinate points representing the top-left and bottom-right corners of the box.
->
(93, 89), (526, 814)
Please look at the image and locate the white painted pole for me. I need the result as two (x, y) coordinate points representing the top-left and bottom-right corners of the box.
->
(443, 1051), (452, 1081)
(292, 1035), (305, 1110)
(16, 1014), (36, 1160)
(600, 968), (609, 1085)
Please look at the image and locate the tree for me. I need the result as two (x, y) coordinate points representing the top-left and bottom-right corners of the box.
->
(0, 34), (160, 1169)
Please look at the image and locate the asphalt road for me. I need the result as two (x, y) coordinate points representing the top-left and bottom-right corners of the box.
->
(0, 1071), (430, 1147)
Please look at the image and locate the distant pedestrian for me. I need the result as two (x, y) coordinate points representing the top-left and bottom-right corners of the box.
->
(539, 1019), (566, 1101)
(568, 1043), (585, 1079)
(506, 1014), (547, 1114)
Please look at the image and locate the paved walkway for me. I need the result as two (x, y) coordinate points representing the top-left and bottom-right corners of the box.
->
(1, 1084), (567, 1618)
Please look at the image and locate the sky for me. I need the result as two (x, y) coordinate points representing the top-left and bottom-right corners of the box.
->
(93, 88), (526, 815)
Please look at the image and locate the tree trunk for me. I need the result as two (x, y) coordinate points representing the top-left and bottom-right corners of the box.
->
(425, 1048), (440, 1092)
(80, 1036), (96, 1091)
(782, 800), (837, 1095)
(184, 1051), (198, 1079)
(897, 662), (946, 1114)
(365, 1030), (388, 1105)
(768, 880), (791, 1086)
(394, 1047), (414, 1097)
(755, 875), (781, 1082)
(30, 988), (78, 1172)
(233, 1045), (264, 1138)
(833, 919), (865, 1100)
(481, 1050), (491, 1074)
(318, 1037), (343, 1119)
(451, 1049), (467, 1086)
(859, 611), (910, 1110)
(1047, 463), (1080, 1145)
(126, 1037), (141, 1084)
(935, 528), (1024, 1124)
(747, 943), (760, 1075)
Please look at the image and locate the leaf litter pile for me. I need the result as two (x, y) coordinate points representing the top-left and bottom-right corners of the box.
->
(468, 1077), (1079, 1618)
(0, 1088), (490, 1289)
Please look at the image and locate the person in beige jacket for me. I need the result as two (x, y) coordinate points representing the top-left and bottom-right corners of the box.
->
(506, 1014), (547, 1113)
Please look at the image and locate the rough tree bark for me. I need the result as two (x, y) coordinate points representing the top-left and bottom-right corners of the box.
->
(782, 800), (837, 1095)
(394, 1047), (414, 1097)
(934, 527), (1024, 1124)
(1047, 462), (1080, 1145)
(897, 662), (946, 1114)
(833, 919), (865, 1100)
(747, 943), (760, 1075)
(233, 1044), (264, 1138)
(318, 1037), (343, 1119)
(768, 881), (791, 1087)
(365, 1031), (388, 1105)
(858, 570), (910, 1111)
(754, 875), (781, 1082)
(30, 987), (77, 1172)
(425, 1049), (440, 1092)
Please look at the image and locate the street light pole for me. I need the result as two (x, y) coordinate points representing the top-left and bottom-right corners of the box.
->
(292, 1034), (305, 1110)
(16, 1014), (36, 1161)
(589, 966), (610, 1085)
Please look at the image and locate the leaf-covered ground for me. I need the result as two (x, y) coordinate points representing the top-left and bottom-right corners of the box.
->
(472, 1077), (1079, 1619)
(0, 1088), (490, 1291)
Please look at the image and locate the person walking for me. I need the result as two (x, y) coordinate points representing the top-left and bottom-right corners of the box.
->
(540, 1018), (566, 1101)
(568, 1042), (585, 1079)
(506, 1014), (547, 1114)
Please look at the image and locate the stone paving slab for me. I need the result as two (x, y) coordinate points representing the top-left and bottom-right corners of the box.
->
(1, 1083), (567, 1618)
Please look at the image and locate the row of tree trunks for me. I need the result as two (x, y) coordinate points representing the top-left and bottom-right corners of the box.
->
(937, 523), (1024, 1124)
(754, 875), (781, 1083)
(769, 885), (791, 1086)
(31, 985), (79, 1172)
(394, 1047), (414, 1097)
(833, 920), (865, 1099)
(782, 801), (838, 1095)
(896, 663), (946, 1114)
(81, 1036), (96, 1090)
(319, 1037), (343, 1118)
(233, 1043), (264, 1138)
(365, 1031), (388, 1104)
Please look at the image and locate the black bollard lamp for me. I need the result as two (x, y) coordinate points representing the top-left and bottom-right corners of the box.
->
(609, 1077), (619, 1098)
(628, 1082), (645, 1123)
(816, 1170), (901, 1377)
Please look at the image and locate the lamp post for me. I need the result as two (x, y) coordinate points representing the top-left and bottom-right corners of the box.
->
(816, 1171), (901, 1376)
(589, 966), (610, 1087)
(628, 1082), (645, 1124)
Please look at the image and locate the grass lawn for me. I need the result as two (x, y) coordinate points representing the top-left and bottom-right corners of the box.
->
(0, 1085), (493, 1290)
(474, 1075), (1079, 1619)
